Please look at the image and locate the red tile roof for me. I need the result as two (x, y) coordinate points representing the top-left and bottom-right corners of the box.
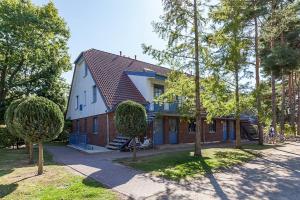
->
(82, 49), (171, 109)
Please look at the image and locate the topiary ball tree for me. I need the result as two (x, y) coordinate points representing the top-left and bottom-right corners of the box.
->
(4, 98), (34, 162)
(14, 96), (64, 175)
(115, 100), (147, 160)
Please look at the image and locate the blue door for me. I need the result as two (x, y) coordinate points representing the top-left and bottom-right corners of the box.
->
(169, 118), (178, 144)
(153, 118), (164, 145)
(229, 121), (235, 141)
(223, 121), (227, 142)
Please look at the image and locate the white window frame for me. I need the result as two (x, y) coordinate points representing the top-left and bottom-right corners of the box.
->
(92, 85), (97, 103)
(75, 95), (79, 110)
(93, 117), (98, 134)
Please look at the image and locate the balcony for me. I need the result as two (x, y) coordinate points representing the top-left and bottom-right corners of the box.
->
(147, 101), (180, 113)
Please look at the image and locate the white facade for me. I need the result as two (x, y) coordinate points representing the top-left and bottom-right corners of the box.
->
(128, 74), (165, 102)
(66, 59), (107, 120)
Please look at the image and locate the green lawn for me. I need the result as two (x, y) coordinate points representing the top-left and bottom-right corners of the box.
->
(118, 145), (262, 181)
(0, 147), (118, 200)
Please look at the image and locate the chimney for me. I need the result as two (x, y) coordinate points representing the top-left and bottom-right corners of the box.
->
(134, 55), (137, 60)
(119, 51), (122, 56)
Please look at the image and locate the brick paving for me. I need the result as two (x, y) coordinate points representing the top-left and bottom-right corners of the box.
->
(46, 142), (300, 200)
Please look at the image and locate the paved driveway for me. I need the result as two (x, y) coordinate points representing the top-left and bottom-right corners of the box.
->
(46, 142), (300, 200)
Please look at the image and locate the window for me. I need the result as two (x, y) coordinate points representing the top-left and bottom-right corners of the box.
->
(188, 118), (196, 133)
(153, 84), (164, 97)
(93, 117), (98, 133)
(92, 85), (97, 103)
(75, 95), (79, 110)
(84, 63), (88, 77)
(76, 120), (80, 133)
(84, 91), (87, 106)
(84, 118), (87, 133)
(208, 120), (216, 133)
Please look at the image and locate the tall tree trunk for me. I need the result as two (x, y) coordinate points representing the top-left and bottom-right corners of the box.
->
(193, 0), (202, 157)
(253, 5), (263, 145)
(280, 74), (285, 135)
(38, 142), (43, 175)
(132, 138), (137, 161)
(290, 72), (296, 133)
(297, 74), (300, 136)
(271, 0), (277, 135)
(29, 142), (34, 164)
(235, 67), (241, 148)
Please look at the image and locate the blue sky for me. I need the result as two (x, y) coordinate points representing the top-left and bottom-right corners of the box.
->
(32, 0), (165, 83)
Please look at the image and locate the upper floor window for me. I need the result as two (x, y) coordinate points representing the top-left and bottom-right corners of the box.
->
(93, 117), (98, 133)
(84, 63), (88, 77)
(92, 85), (97, 103)
(188, 118), (196, 133)
(154, 84), (164, 98)
(75, 95), (79, 110)
(84, 91), (87, 106)
(209, 120), (216, 133)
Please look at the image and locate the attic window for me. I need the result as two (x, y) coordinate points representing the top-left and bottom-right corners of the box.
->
(143, 68), (155, 73)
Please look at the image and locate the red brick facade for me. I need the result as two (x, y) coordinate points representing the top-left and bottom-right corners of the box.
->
(71, 112), (234, 147)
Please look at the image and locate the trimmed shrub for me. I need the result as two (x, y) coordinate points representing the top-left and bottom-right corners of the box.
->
(115, 100), (147, 160)
(14, 96), (64, 174)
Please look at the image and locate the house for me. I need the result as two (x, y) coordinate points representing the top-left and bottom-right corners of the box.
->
(66, 49), (256, 149)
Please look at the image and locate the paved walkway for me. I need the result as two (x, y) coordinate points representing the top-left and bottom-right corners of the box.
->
(46, 142), (300, 200)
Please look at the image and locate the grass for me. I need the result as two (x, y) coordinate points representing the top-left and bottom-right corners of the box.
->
(0, 146), (118, 200)
(118, 145), (262, 181)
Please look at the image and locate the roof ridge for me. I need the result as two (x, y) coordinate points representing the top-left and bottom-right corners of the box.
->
(85, 48), (172, 72)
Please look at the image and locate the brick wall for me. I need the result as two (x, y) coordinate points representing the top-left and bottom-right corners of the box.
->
(178, 118), (224, 143)
(71, 113), (109, 146)
(71, 113), (227, 147)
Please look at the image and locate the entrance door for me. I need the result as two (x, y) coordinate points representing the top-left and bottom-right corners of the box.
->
(153, 118), (164, 145)
(223, 121), (227, 142)
(229, 121), (235, 141)
(169, 118), (178, 144)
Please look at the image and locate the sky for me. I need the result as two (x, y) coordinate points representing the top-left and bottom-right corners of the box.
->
(31, 0), (165, 84)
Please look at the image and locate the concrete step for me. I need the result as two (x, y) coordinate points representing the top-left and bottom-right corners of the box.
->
(109, 142), (124, 147)
(113, 139), (128, 144)
(115, 136), (130, 140)
(106, 145), (120, 150)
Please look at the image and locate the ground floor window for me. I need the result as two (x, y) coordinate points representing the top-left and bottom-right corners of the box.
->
(93, 117), (98, 134)
(188, 118), (196, 133)
(76, 120), (80, 133)
(209, 120), (216, 133)
(84, 118), (87, 133)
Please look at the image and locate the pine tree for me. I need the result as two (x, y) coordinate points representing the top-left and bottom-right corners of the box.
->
(143, 0), (205, 156)
(210, 0), (252, 148)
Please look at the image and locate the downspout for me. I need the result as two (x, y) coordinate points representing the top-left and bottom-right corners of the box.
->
(106, 110), (110, 145)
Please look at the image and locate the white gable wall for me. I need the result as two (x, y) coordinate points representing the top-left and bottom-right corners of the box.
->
(66, 59), (107, 120)
(128, 75), (153, 102)
(128, 75), (165, 103)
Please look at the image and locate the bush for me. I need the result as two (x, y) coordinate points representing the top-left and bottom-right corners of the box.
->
(115, 100), (147, 160)
(15, 96), (64, 143)
(14, 96), (64, 175)
(54, 119), (72, 142)
(0, 125), (23, 148)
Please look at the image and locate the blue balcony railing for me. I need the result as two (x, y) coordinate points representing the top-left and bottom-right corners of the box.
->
(147, 101), (180, 113)
(69, 133), (93, 150)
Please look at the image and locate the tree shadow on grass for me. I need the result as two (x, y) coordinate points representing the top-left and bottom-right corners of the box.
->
(0, 169), (14, 177)
(0, 183), (18, 198)
(82, 177), (107, 188)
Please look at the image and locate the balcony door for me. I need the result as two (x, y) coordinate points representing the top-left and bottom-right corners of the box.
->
(169, 118), (178, 144)
(153, 118), (164, 145)
(153, 84), (164, 111)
